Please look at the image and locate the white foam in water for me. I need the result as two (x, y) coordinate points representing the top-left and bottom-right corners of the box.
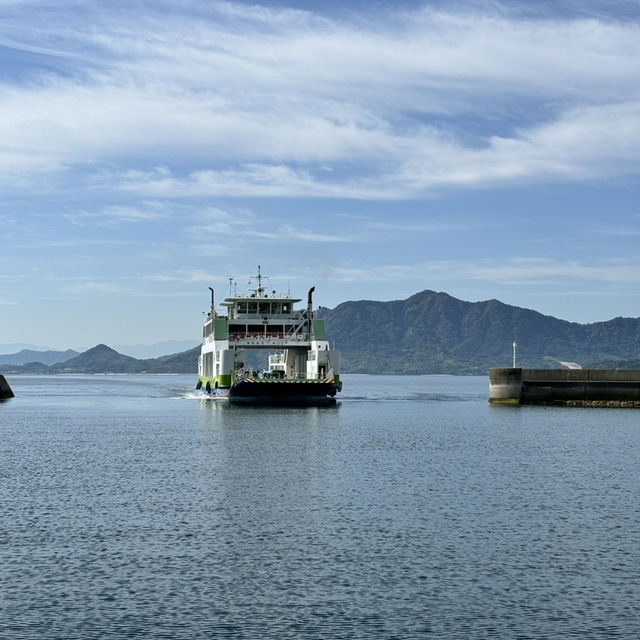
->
(178, 391), (200, 400)
(178, 390), (227, 401)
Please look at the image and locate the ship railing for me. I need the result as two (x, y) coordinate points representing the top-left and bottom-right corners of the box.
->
(229, 313), (299, 320)
(238, 370), (336, 381)
(230, 332), (310, 343)
(290, 373), (329, 380)
(230, 331), (286, 339)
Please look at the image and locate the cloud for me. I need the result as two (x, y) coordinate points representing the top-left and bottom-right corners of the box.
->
(109, 98), (640, 199)
(249, 224), (355, 243)
(330, 256), (640, 287)
(62, 201), (169, 226)
(184, 206), (357, 247)
(459, 256), (640, 285)
(590, 223), (640, 237)
(0, 1), (639, 196)
(369, 219), (494, 233)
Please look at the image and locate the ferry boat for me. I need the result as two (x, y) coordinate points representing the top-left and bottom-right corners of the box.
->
(197, 268), (342, 405)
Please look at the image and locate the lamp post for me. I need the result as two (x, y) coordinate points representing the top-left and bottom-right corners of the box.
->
(512, 341), (518, 368)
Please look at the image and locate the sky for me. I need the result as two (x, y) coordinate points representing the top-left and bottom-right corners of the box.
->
(1, 0), (640, 350)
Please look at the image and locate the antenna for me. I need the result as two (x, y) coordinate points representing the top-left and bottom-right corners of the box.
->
(256, 265), (264, 296)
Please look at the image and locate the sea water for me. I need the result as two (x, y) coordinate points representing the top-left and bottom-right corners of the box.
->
(1, 374), (639, 639)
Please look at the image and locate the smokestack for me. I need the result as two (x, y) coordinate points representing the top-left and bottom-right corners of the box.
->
(307, 286), (315, 317)
(209, 287), (215, 316)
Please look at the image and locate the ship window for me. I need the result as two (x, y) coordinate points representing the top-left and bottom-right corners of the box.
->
(237, 302), (248, 314)
(282, 302), (291, 314)
(248, 302), (258, 314)
(258, 302), (270, 315)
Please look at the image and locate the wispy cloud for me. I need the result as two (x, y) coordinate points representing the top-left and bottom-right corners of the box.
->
(331, 256), (640, 286)
(184, 206), (358, 245)
(459, 256), (640, 285)
(589, 219), (640, 236)
(369, 219), (494, 233)
(63, 201), (169, 226)
(0, 1), (638, 196)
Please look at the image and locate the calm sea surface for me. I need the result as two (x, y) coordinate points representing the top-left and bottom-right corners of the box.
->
(1, 374), (639, 639)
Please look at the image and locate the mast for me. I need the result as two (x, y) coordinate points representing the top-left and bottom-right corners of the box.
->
(256, 265), (264, 297)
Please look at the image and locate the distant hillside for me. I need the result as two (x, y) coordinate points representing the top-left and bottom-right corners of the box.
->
(3, 290), (640, 376)
(319, 290), (640, 374)
(0, 349), (78, 366)
(150, 346), (200, 373)
(0, 343), (52, 353)
(1, 344), (200, 375)
(589, 358), (640, 369)
(114, 341), (199, 359)
(51, 345), (145, 373)
(50, 344), (200, 374)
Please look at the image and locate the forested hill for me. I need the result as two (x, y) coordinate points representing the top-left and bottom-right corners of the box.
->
(0, 344), (200, 375)
(319, 290), (640, 374)
(0, 348), (78, 366)
(3, 291), (640, 375)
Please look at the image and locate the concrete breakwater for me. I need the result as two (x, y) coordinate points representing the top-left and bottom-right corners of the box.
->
(0, 375), (14, 399)
(489, 368), (640, 407)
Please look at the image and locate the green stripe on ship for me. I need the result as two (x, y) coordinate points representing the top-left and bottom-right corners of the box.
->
(199, 374), (232, 389)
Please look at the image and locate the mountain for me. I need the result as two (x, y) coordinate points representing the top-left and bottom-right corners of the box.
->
(589, 357), (640, 369)
(50, 344), (200, 374)
(150, 346), (200, 372)
(0, 349), (79, 366)
(113, 341), (199, 359)
(3, 290), (640, 376)
(51, 344), (145, 373)
(319, 290), (640, 374)
(0, 344), (200, 375)
(0, 343), (54, 353)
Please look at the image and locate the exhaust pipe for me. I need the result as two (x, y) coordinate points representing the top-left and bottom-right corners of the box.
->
(307, 286), (315, 317)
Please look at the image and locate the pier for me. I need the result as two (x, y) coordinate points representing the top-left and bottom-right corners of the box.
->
(0, 375), (14, 399)
(489, 368), (640, 407)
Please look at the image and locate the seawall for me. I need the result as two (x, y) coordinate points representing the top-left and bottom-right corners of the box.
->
(489, 368), (640, 407)
(0, 374), (14, 399)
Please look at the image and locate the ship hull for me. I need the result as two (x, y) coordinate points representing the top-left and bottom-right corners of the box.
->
(228, 378), (339, 406)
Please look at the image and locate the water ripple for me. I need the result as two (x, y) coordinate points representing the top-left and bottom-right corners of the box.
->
(2, 374), (639, 638)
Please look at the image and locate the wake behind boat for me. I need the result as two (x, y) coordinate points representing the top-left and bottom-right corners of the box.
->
(196, 268), (342, 405)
